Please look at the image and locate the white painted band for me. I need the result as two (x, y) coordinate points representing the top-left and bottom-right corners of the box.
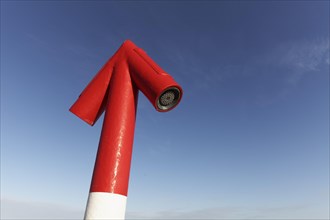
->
(84, 192), (127, 220)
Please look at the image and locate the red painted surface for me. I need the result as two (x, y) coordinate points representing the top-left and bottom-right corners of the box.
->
(90, 62), (138, 195)
(70, 40), (182, 196)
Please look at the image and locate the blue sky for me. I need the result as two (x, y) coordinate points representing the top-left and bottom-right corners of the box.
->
(1, 1), (329, 219)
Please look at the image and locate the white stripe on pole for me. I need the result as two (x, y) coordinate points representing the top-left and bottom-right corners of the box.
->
(84, 192), (127, 220)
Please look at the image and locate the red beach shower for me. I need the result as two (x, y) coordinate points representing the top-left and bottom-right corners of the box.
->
(70, 40), (182, 219)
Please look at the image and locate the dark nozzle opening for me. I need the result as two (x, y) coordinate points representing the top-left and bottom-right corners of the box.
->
(157, 87), (181, 111)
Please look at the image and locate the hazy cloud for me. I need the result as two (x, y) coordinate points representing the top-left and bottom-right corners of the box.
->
(161, 37), (329, 95)
(284, 39), (329, 71)
(1, 198), (83, 219)
(237, 37), (329, 106)
(2, 198), (326, 219)
(278, 38), (329, 84)
(126, 204), (326, 219)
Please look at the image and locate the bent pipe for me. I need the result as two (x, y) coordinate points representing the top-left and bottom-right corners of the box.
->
(70, 40), (183, 126)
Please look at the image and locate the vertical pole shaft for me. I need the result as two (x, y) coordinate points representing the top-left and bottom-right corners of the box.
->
(84, 62), (138, 219)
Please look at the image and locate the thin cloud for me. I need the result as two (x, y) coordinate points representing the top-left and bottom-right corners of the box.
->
(1, 198), (83, 219)
(126, 204), (326, 219)
(247, 38), (329, 106)
(160, 37), (329, 95)
(2, 198), (327, 219)
(150, 37), (329, 109)
(283, 39), (329, 72)
(278, 38), (329, 84)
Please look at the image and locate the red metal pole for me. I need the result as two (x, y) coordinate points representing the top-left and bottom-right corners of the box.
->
(70, 40), (182, 219)
(90, 61), (138, 195)
(84, 61), (138, 219)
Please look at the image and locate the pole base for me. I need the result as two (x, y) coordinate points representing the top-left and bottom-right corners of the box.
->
(84, 192), (127, 219)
